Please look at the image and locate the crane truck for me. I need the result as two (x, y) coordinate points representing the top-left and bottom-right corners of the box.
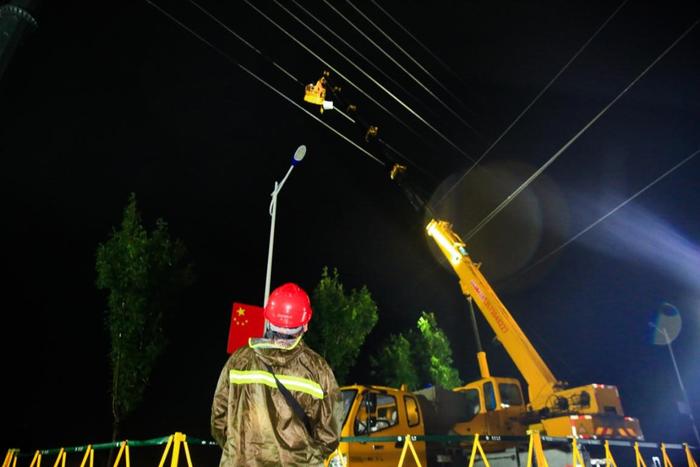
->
(327, 219), (643, 466)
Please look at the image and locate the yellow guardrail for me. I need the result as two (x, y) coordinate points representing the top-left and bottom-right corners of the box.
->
(375, 431), (699, 467)
(3, 433), (214, 467)
(4, 431), (698, 467)
(2, 449), (19, 467)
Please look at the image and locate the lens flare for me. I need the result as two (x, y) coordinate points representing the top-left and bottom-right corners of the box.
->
(576, 200), (700, 295)
(648, 302), (682, 345)
(428, 161), (569, 285)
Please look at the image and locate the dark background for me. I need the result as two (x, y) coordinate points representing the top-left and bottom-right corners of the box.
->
(1, 0), (699, 461)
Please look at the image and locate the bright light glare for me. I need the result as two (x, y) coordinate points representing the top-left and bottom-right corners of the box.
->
(426, 221), (463, 265)
(579, 202), (700, 295)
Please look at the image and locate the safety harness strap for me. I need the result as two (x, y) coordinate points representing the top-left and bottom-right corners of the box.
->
(262, 362), (315, 437)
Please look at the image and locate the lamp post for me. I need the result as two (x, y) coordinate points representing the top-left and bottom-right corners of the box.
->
(264, 145), (306, 306)
(649, 321), (700, 446)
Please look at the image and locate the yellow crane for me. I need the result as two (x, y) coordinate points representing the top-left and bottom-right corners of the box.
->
(326, 219), (644, 466)
(426, 219), (643, 440)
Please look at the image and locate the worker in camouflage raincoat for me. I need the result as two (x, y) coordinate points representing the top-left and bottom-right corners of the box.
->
(211, 283), (344, 466)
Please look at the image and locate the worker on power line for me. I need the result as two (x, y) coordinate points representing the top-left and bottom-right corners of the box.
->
(211, 282), (344, 466)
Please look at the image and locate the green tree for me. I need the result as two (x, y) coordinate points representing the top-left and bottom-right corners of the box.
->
(415, 311), (462, 389)
(96, 194), (193, 442)
(370, 311), (461, 390)
(369, 333), (419, 389)
(304, 267), (379, 384)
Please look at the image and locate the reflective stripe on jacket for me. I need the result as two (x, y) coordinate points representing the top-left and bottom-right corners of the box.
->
(211, 336), (343, 467)
(229, 369), (325, 400)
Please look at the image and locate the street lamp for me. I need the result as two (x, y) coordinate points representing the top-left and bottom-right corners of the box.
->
(264, 144), (307, 307)
(649, 321), (700, 446)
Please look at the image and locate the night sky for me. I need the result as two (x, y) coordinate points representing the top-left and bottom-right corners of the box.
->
(1, 0), (699, 459)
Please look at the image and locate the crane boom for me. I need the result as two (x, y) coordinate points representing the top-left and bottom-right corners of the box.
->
(427, 219), (561, 408)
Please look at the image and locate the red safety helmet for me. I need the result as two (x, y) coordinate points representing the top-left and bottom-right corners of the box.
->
(264, 283), (313, 329)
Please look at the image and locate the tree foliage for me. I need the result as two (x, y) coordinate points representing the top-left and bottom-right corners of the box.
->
(416, 311), (462, 389)
(369, 333), (419, 390)
(96, 194), (193, 439)
(371, 311), (462, 390)
(304, 267), (379, 384)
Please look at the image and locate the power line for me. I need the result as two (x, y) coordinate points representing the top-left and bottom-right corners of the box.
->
(368, 0), (472, 100)
(145, 0), (385, 167)
(317, 81), (434, 178)
(188, 0), (475, 169)
(287, 0), (437, 122)
(434, 0), (630, 207)
(378, 137), (436, 182)
(189, 0), (299, 83)
(191, 0), (432, 178)
(320, 0), (479, 144)
(314, 76), (433, 177)
(520, 148), (700, 275)
(463, 19), (699, 241)
(270, 0), (470, 164)
(241, 0), (440, 153)
(345, 0), (473, 118)
(327, 0), (479, 136)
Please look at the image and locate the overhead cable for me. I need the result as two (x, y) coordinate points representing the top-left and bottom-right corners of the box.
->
(241, 0), (434, 150)
(368, 0), (471, 97)
(145, 0), (385, 167)
(434, 0), (630, 207)
(288, 0), (437, 122)
(463, 19), (699, 241)
(189, 0), (299, 83)
(378, 137), (436, 182)
(520, 148), (700, 275)
(346, 0), (473, 118)
(271, 0), (472, 162)
(191, 0), (357, 125)
(324, 0), (479, 136)
(320, 83), (433, 177)
(190, 0), (425, 175)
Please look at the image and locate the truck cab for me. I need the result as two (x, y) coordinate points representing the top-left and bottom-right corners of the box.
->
(335, 384), (427, 466)
(332, 382), (525, 466)
(451, 376), (528, 439)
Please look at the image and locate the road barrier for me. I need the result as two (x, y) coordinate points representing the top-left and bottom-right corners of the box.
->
(1, 434), (216, 467)
(339, 431), (698, 467)
(3, 431), (697, 467)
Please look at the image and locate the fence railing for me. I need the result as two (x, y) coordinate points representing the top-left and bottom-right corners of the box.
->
(3, 431), (698, 467)
(337, 431), (698, 467)
(1, 433), (216, 467)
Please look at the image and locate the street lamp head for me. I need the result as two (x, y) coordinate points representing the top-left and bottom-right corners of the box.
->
(292, 145), (306, 166)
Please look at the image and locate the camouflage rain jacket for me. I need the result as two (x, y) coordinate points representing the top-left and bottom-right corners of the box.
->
(211, 335), (343, 467)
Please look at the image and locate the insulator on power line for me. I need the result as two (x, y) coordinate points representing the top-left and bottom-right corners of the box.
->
(387, 163), (425, 212)
(389, 163), (407, 181)
(364, 125), (378, 142)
